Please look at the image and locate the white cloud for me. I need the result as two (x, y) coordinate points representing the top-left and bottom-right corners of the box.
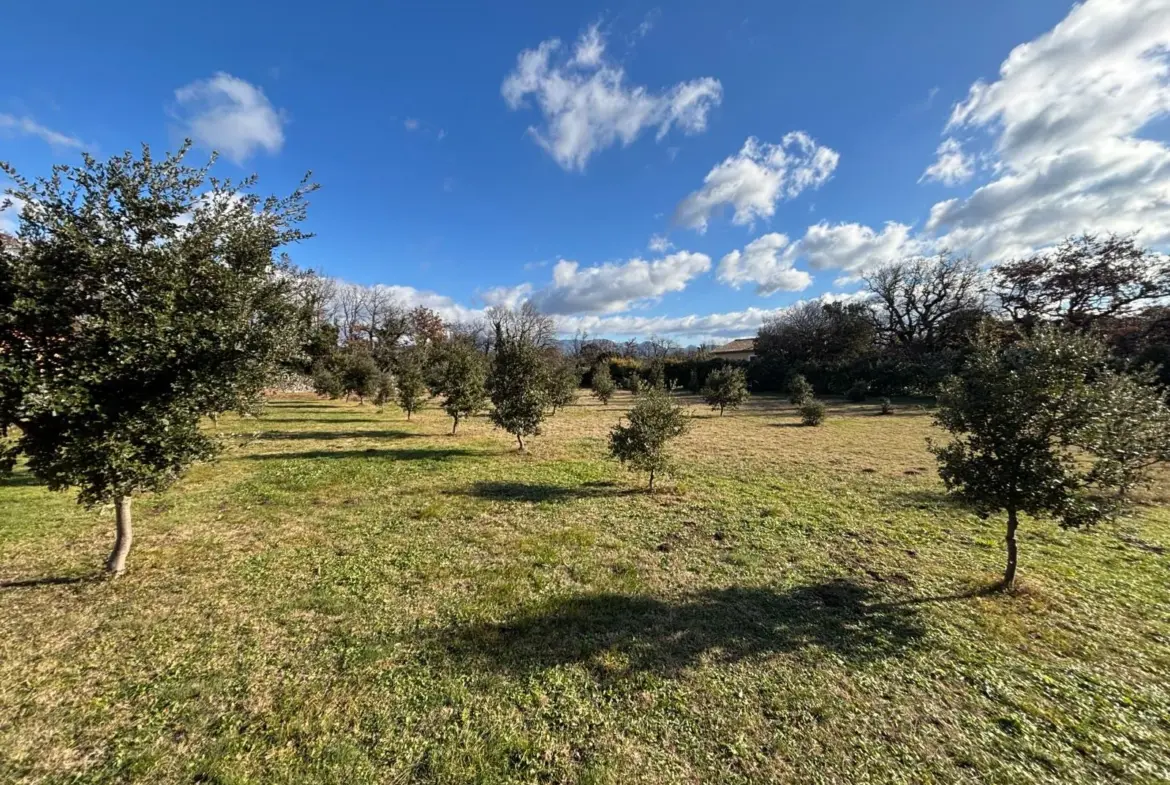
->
(172, 72), (285, 164)
(404, 118), (421, 131)
(480, 283), (533, 310)
(797, 221), (923, 279)
(920, 137), (974, 185)
(529, 251), (712, 314)
(925, 0), (1170, 260)
(648, 233), (673, 253)
(673, 133), (839, 232)
(0, 114), (83, 149)
(501, 26), (722, 171)
(716, 233), (811, 295)
(558, 291), (869, 340)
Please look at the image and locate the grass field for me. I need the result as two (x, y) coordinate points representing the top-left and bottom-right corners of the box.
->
(2, 392), (1169, 784)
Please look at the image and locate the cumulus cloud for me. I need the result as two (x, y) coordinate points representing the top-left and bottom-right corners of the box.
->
(528, 251), (712, 314)
(172, 72), (285, 164)
(0, 114), (84, 149)
(925, 0), (1170, 260)
(501, 25), (722, 171)
(716, 233), (811, 295)
(797, 221), (923, 279)
(673, 133), (839, 232)
(480, 283), (534, 310)
(920, 137), (974, 185)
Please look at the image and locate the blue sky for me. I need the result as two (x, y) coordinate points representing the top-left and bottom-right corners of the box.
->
(3, 0), (1169, 343)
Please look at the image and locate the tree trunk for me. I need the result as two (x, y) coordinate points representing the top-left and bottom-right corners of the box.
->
(406, 409), (412, 421)
(719, 405), (725, 416)
(1002, 508), (1019, 590)
(516, 433), (524, 452)
(649, 469), (655, 491)
(452, 416), (459, 435)
(106, 496), (133, 576)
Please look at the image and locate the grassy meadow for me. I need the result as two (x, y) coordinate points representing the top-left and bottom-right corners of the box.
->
(1, 392), (1169, 784)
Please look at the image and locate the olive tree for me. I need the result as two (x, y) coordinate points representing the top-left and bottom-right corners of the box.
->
(547, 357), (581, 414)
(702, 366), (749, 416)
(0, 144), (314, 575)
(436, 340), (488, 434)
(787, 373), (814, 404)
(487, 304), (553, 451)
(394, 350), (427, 420)
(609, 387), (690, 490)
(932, 327), (1170, 589)
(591, 362), (616, 404)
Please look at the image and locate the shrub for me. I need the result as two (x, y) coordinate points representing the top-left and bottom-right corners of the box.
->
(373, 373), (395, 411)
(608, 386), (690, 490)
(591, 362), (617, 405)
(788, 373), (814, 404)
(879, 397), (893, 415)
(626, 375), (645, 395)
(800, 399), (827, 426)
(547, 359), (581, 414)
(394, 353), (427, 420)
(342, 351), (381, 403)
(702, 366), (749, 416)
(487, 314), (550, 451)
(846, 380), (869, 402)
(312, 364), (345, 399)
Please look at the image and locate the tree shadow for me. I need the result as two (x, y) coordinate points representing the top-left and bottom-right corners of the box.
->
(0, 576), (87, 590)
(451, 481), (636, 503)
(263, 418), (387, 424)
(245, 447), (479, 461)
(255, 429), (417, 441)
(438, 579), (924, 678)
(0, 472), (44, 488)
(263, 402), (337, 410)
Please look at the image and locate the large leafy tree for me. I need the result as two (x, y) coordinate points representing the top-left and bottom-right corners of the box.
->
(609, 386), (690, 490)
(932, 327), (1170, 589)
(0, 144), (314, 575)
(995, 234), (1170, 331)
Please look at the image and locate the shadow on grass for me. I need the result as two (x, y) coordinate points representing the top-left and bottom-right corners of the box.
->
(452, 480), (637, 503)
(0, 576), (87, 590)
(439, 579), (924, 677)
(245, 447), (478, 461)
(256, 429), (417, 441)
(0, 472), (44, 488)
(263, 402), (337, 410)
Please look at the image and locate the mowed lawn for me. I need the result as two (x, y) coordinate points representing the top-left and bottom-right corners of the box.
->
(2, 393), (1169, 784)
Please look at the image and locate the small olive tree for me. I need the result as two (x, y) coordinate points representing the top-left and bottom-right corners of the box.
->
(609, 387), (690, 490)
(0, 144), (314, 575)
(547, 358), (581, 414)
(437, 341), (488, 434)
(487, 304), (553, 451)
(787, 373), (814, 404)
(933, 327), (1170, 589)
(394, 351), (427, 420)
(591, 362), (616, 405)
(702, 366), (749, 416)
(342, 351), (381, 404)
(373, 372), (395, 412)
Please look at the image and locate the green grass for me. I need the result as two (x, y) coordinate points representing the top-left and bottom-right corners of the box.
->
(1, 393), (1168, 784)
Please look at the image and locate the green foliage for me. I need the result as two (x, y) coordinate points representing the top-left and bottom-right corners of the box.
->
(487, 317), (550, 450)
(879, 397), (893, 416)
(436, 341), (488, 433)
(932, 326), (1170, 587)
(394, 351), (427, 420)
(608, 387), (690, 489)
(591, 362), (617, 405)
(846, 380), (869, 402)
(702, 366), (749, 416)
(311, 364), (345, 399)
(800, 399), (827, 426)
(547, 358), (581, 413)
(626, 374), (645, 395)
(0, 144), (312, 515)
(646, 358), (666, 390)
(687, 368), (701, 393)
(788, 374), (814, 405)
(373, 372), (395, 412)
(341, 351), (381, 403)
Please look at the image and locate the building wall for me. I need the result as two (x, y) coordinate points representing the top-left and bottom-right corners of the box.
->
(711, 351), (754, 362)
